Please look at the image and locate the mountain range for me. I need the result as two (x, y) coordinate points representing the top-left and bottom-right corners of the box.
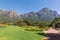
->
(20, 8), (60, 23)
(0, 8), (59, 23)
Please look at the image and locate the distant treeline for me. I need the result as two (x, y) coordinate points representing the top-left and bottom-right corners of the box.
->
(13, 17), (60, 28)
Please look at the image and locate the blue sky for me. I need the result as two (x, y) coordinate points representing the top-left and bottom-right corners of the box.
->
(0, 0), (60, 14)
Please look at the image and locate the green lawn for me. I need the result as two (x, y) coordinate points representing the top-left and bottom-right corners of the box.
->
(0, 25), (43, 40)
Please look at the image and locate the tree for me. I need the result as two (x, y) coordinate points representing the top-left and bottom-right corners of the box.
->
(24, 18), (36, 26)
(55, 21), (60, 28)
(49, 17), (60, 28)
(38, 21), (48, 28)
(14, 20), (27, 26)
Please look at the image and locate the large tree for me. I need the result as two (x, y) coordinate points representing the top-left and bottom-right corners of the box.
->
(24, 18), (36, 26)
(55, 21), (60, 28)
(49, 17), (60, 28)
(38, 21), (48, 28)
(14, 20), (27, 26)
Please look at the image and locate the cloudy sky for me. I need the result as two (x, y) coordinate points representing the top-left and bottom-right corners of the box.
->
(0, 0), (60, 14)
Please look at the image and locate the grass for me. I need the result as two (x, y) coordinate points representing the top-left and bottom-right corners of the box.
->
(0, 25), (44, 40)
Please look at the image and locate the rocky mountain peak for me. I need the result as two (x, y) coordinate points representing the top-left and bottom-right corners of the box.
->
(20, 8), (60, 22)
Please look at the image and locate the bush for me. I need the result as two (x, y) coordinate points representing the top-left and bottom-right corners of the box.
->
(38, 21), (49, 28)
(55, 21), (60, 28)
(14, 20), (27, 26)
(25, 27), (44, 32)
(0, 24), (6, 28)
(44, 27), (50, 31)
(25, 28), (36, 31)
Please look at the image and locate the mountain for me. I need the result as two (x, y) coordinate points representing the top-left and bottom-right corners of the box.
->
(0, 10), (22, 23)
(20, 8), (59, 22)
(0, 8), (59, 23)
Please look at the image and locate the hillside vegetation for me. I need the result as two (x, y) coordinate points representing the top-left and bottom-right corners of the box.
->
(0, 8), (60, 40)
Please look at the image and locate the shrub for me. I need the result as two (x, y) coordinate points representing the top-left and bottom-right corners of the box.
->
(44, 27), (50, 31)
(25, 28), (35, 31)
(55, 21), (60, 28)
(0, 24), (6, 28)
(38, 21), (49, 28)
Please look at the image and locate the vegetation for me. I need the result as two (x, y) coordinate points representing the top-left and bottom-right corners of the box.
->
(14, 20), (27, 26)
(0, 15), (59, 40)
(55, 21), (60, 28)
(0, 8), (60, 40)
(24, 19), (37, 26)
(54, 17), (60, 28)
(49, 17), (60, 28)
(0, 25), (43, 40)
(38, 21), (49, 28)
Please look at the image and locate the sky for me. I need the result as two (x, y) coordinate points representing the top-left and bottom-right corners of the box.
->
(0, 0), (60, 14)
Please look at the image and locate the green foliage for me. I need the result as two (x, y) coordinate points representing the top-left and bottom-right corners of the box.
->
(25, 27), (44, 32)
(25, 28), (36, 31)
(55, 17), (60, 22)
(24, 18), (40, 26)
(55, 21), (60, 28)
(50, 17), (60, 28)
(24, 19), (49, 28)
(52, 17), (60, 28)
(0, 24), (6, 28)
(44, 27), (50, 31)
(14, 20), (27, 26)
(38, 21), (49, 28)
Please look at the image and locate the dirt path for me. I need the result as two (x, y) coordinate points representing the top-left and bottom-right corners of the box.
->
(44, 28), (60, 40)
(44, 33), (60, 40)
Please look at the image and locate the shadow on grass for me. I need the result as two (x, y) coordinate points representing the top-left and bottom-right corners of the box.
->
(24, 29), (44, 36)
(37, 32), (44, 36)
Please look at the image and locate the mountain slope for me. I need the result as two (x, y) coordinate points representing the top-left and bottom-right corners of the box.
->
(0, 10), (22, 23)
(0, 8), (59, 23)
(20, 8), (59, 22)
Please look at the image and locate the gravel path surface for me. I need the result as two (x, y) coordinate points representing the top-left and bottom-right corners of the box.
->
(44, 28), (60, 40)
(44, 33), (60, 40)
